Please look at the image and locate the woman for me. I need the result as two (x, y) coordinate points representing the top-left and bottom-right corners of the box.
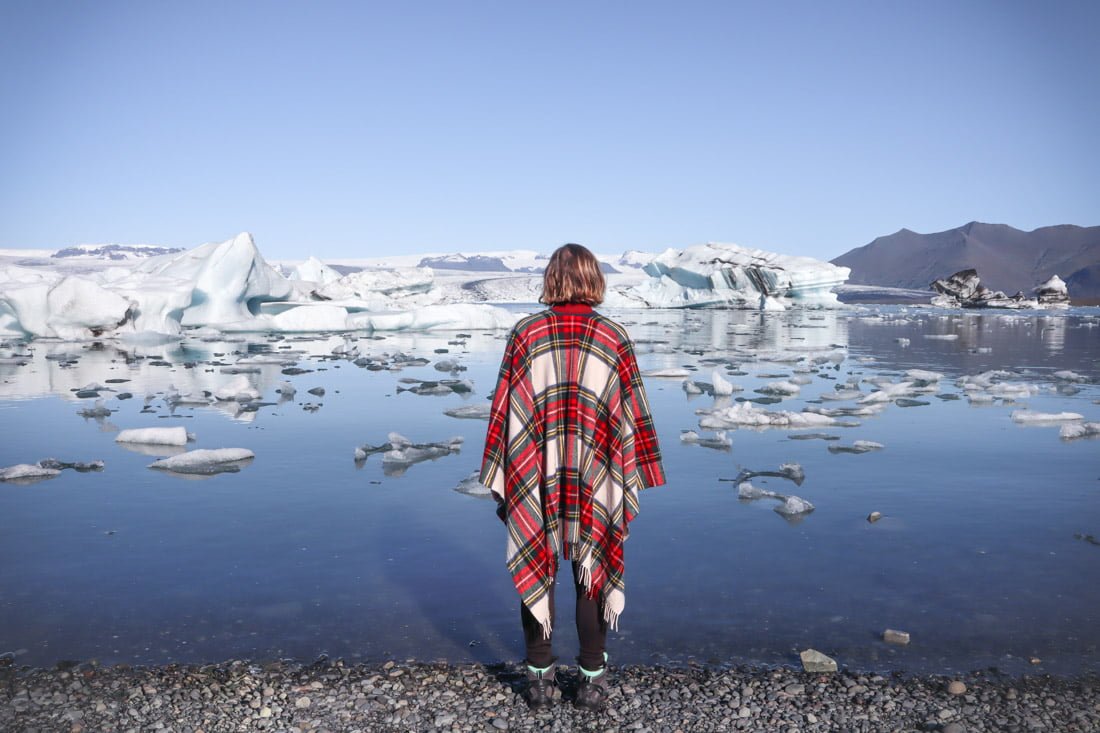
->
(480, 243), (666, 711)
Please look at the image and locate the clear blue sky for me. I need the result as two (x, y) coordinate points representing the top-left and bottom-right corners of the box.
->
(1, 1), (1097, 261)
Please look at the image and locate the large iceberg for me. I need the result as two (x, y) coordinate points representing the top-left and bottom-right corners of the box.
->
(616, 242), (849, 309)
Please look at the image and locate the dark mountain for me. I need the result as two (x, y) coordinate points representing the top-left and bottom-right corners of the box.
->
(831, 222), (1100, 299)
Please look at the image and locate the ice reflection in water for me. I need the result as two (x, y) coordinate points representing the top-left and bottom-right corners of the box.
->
(0, 306), (1098, 675)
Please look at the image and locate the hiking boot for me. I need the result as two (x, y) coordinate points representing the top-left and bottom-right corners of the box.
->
(574, 664), (608, 711)
(523, 664), (556, 711)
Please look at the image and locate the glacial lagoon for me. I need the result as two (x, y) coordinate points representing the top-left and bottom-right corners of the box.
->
(1, 306), (1097, 675)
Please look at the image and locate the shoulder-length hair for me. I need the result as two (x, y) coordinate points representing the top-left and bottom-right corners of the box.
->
(539, 243), (605, 305)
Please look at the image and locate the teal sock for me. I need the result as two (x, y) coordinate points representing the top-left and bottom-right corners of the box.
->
(526, 663), (553, 677)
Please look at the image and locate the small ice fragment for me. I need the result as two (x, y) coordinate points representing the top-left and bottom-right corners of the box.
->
(0, 464), (61, 482)
(905, 369), (943, 383)
(276, 381), (296, 397)
(444, 404), (492, 420)
(756, 380), (801, 396)
(1060, 422), (1100, 440)
(681, 379), (704, 395)
(711, 370), (740, 396)
(116, 427), (191, 446)
(827, 440), (885, 454)
(894, 338), (910, 347)
(1052, 370), (1087, 382)
(867, 511), (882, 523)
(454, 470), (491, 498)
(679, 430), (731, 450)
(434, 359), (465, 372)
(923, 334), (959, 340)
(774, 495), (814, 517)
(737, 482), (780, 500)
(800, 649), (837, 673)
(149, 448), (255, 474)
(1010, 410), (1084, 423)
(213, 375), (261, 402)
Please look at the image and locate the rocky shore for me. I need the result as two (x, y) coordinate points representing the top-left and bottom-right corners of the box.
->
(2, 658), (1097, 733)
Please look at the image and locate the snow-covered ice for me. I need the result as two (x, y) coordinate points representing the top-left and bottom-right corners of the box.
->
(148, 448), (255, 474)
(0, 463), (61, 482)
(116, 427), (193, 446)
(1011, 410), (1084, 423)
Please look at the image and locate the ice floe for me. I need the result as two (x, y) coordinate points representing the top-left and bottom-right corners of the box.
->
(698, 401), (843, 429)
(1060, 422), (1100, 440)
(148, 448), (255, 475)
(116, 427), (194, 446)
(1010, 410), (1084, 423)
(828, 440), (885, 454)
(0, 463), (62, 483)
(453, 470), (492, 498)
(679, 430), (732, 450)
(443, 404), (492, 420)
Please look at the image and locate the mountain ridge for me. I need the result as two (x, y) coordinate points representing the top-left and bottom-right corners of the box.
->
(831, 222), (1100, 298)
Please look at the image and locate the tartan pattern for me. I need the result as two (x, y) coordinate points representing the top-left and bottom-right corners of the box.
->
(480, 306), (665, 634)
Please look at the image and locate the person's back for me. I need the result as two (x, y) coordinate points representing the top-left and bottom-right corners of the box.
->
(480, 244), (665, 712)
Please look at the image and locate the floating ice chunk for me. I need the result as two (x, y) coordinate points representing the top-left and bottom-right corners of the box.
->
(1060, 422), (1100, 440)
(894, 338), (910, 346)
(0, 463), (61, 482)
(642, 367), (693, 378)
(444, 404), (492, 420)
(682, 379), (704, 395)
(276, 381), (296, 397)
(116, 427), (193, 446)
(1011, 410), (1083, 423)
(820, 389), (862, 401)
(711, 370), (740, 396)
(757, 380), (801, 396)
(679, 430), (731, 450)
(698, 401), (839, 429)
(923, 334), (959, 340)
(77, 399), (112, 418)
(1052, 370), (1087, 382)
(859, 382), (914, 404)
(149, 448), (255, 474)
(905, 369), (943, 383)
(453, 470), (492, 498)
(828, 440), (885, 454)
(774, 495), (814, 517)
(737, 482), (780, 500)
(37, 458), (104, 472)
(434, 359), (465, 372)
(732, 462), (805, 486)
(986, 383), (1037, 400)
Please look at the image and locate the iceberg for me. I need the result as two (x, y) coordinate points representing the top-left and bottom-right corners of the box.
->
(930, 269), (1071, 309)
(290, 256), (342, 286)
(454, 470), (492, 498)
(619, 242), (849, 309)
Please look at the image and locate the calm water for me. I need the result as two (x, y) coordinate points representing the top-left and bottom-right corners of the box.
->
(1, 306), (1098, 675)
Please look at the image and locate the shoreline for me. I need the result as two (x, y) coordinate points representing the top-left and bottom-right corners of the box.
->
(3, 658), (1097, 733)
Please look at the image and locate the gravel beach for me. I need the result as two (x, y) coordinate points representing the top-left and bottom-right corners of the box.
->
(2, 657), (1097, 733)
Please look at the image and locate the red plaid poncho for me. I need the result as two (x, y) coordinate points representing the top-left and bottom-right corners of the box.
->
(480, 303), (665, 636)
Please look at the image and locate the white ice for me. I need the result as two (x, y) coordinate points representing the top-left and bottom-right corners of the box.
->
(618, 242), (848, 310)
(115, 427), (192, 446)
(1011, 410), (1084, 423)
(698, 401), (840, 429)
(0, 463), (61, 482)
(1060, 422), (1100, 440)
(149, 448), (255, 471)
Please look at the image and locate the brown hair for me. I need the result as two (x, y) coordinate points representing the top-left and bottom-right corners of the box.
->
(539, 243), (606, 305)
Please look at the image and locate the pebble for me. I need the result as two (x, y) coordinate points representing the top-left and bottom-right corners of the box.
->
(0, 659), (1096, 732)
(947, 680), (967, 695)
(883, 629), (911, 645)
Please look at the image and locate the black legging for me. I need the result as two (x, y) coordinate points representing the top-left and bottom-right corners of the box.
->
(521, 560), (608, 671)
